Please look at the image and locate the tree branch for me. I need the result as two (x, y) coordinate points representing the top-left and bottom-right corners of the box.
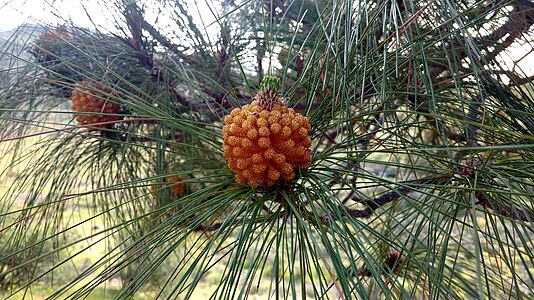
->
(475, 191), (534, 222)
(140, 19), (197, 66)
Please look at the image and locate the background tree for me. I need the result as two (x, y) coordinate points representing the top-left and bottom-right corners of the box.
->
(0, 0), (533, 298)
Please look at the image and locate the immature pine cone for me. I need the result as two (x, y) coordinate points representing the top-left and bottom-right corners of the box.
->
(222, 77), (311, 187)
(71, 81), (122, 126)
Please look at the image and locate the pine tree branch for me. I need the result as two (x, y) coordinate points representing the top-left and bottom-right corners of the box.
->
(475, 191), (534, 222)
(323, 175), (534, 223)
(335, 182), (422, 220)
(480, 0), (534, 63)
(466, 94), (483, 147)
(430, 0), (533, 79)
(140, 19), (198, 66)
(122, 0), (153, 69)
(492, 71), (534, 86)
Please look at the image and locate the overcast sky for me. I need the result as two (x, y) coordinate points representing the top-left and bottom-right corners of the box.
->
(0, 0), (108, 31)
(1, 0), (531, 76)
(0, 0), (216, 32)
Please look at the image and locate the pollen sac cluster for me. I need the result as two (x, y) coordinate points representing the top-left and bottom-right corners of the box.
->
(71, 81), (122, 126)
(166, 176), (187, 196)
(152, 175), (187, 198)
(34, 28), (71, 62)
(223, 100), (311, 187)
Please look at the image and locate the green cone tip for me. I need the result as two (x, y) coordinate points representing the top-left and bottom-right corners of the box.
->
(259, 76), (281, 94)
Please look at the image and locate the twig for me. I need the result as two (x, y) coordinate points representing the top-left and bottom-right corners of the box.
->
(466, 94), (483, 147)
(140, 19), (197, 66)
(120, 132), (185, 144)
(215, 29), (230, 85)
(122, 0), (153, 69)
(337, 186), (413, 219)
(475, 191), (534, 222)
(323, 178), (440, 223)
(195, 222), (224, 231)
(480, 0), (534, 64)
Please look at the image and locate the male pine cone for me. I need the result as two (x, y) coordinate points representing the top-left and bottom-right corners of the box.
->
(152, 175), (187, 198)
(71, 81), (122, 126)
(222, 77), (311, 187)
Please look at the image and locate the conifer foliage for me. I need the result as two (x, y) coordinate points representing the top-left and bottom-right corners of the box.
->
(0, 0), (533, 299)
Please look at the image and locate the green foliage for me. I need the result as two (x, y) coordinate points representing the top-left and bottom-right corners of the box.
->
(0, 0), (533, 299)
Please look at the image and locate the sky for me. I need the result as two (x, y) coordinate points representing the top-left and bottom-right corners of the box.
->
(0, 0), (217, 33)
(0, 0), (531, 77)
(0, 0), (111, 31)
